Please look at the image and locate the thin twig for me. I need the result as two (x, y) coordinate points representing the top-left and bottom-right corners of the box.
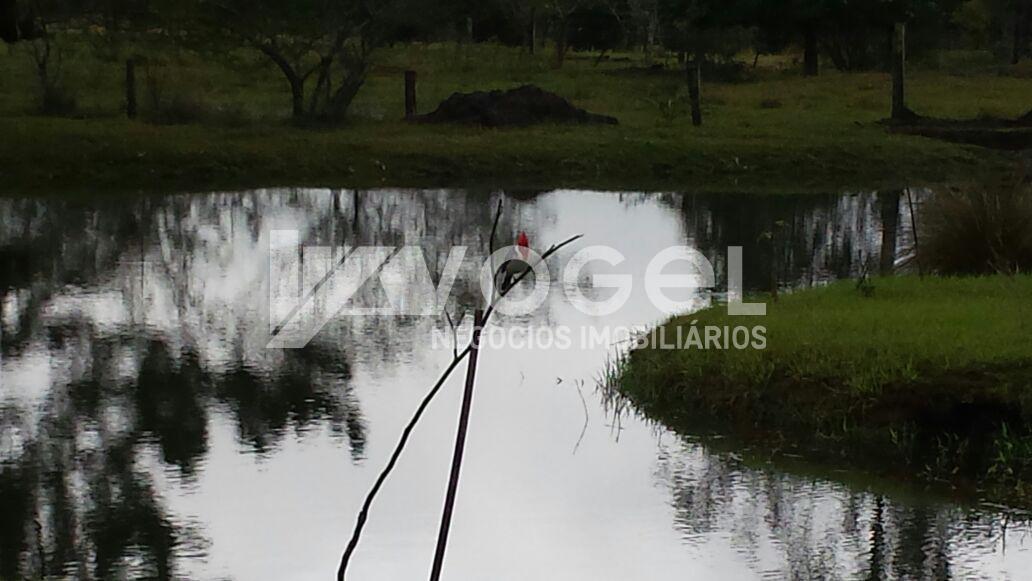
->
(572, 379), (590, 455)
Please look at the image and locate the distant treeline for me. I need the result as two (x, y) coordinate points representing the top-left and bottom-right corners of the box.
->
(1, 0), (1028, 119)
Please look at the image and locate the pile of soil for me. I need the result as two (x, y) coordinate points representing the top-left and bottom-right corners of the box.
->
(415, 85), (617, 127)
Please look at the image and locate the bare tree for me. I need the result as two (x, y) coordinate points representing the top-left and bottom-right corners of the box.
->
(17, 0), (76, 114)
(202, 0), (388, 122)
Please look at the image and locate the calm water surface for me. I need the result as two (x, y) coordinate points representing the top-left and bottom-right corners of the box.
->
(2, 188), (1031, 580)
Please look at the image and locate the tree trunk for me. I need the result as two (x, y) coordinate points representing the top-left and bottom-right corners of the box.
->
(879, 190), (901, 275)
(554, 18), (568, 68)
(890, 23), (909, 121)
(290, 81), (305, 119)
(644, 16), (656, 66)
(687, 44), (702, 127)
(308, 57), (333, 117)
(1014, 3), (1027, 65)
(803, 23), (819, 76)
(257, 44), (306, 120)
(32, 34), (56, 112)
(326, 67), (367, 121)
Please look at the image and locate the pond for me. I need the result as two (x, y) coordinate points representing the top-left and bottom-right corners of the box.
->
(1, 188), (1030, 580)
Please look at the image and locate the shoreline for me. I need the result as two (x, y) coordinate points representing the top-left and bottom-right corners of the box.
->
(0, 116), (1018, 197)
(615, 276), (1032, 508)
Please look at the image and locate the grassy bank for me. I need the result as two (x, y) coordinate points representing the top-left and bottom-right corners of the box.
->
(617, 275), (1032, 504)
(1, 43), (1029, 195)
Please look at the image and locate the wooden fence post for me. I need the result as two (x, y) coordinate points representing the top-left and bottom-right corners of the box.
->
(125, 58), (137, 120)
(687, 44), (703, 127)
(405, 70), (417, 120)
(891, 23), (907, 120)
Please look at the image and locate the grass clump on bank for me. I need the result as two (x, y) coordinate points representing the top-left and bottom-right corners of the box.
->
(0, 43), (1029, 195)
(617, 275), (1032, 503)
(919, 183), (1032, 275)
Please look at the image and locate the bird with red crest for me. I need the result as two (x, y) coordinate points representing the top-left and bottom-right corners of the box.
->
(498, 231), (532, 293)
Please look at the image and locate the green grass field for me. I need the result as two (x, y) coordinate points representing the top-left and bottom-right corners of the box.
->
(616, 275), (1032, 503)
(1, 41), (1029, 195)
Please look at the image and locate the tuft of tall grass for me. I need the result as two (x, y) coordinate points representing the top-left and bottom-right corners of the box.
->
(918, 180), (1032, 275)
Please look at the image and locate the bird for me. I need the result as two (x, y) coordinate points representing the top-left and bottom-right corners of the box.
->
(497, 231), (532, 294)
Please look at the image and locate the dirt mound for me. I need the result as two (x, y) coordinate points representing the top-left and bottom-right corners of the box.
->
(416, 85), (617, 127)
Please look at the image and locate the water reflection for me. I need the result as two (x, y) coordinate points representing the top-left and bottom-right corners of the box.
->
(672, 190), (917, 291)
(0, 188), (1024, 580)
(652, 437), (1030, 579)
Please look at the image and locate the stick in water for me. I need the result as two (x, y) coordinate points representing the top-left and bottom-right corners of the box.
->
(429, 309), (485, 581)
(337, 345), (471, 581)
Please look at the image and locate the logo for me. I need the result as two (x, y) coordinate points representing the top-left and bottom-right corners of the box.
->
(268, 230), (765, 349)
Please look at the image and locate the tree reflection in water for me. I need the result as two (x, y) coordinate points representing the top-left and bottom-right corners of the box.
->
(0, 191), (385, 578)
(646, 421), (1028, 579)
(0, 188), (516, 577)
(671, 190), (919, 292)
(0, 187), (1010, 579)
